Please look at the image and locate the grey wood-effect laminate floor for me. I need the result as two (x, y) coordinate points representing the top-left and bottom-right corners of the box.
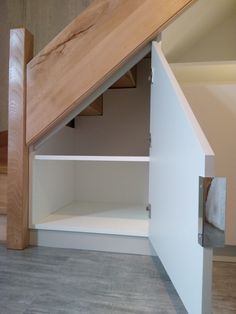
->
(0, 245), (187, 314)
(213, 261), (236, 314)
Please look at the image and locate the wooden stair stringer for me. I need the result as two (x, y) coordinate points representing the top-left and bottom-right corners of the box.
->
(26, 0), (195, 146)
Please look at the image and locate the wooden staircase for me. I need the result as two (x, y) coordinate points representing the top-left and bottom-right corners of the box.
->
(78, 66), (137, 117)
(26, 0), (194, 145)
(7, 0), (195, 249)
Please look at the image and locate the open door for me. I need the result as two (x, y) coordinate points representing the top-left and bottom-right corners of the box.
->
(149, 42), (214, 314)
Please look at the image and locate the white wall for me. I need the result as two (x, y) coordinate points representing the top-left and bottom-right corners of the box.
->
(163, 0), (236, 62)
(177, 13), (236, 62)
(36, 127), (77, 155)
(75, 59), (150, 156)
(31, 160), (75, 225)
(75, 161), (149, 205)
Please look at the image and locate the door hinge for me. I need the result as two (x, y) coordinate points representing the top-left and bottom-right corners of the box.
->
(151, 67), (155, 84)
(149, 133), (152, 148)
(146, 203), (151, 219)
(148, 68), (155, 84)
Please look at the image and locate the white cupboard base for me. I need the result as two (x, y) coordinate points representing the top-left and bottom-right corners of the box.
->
(32, 201), (148, 237)
(30, 229), (154, 256)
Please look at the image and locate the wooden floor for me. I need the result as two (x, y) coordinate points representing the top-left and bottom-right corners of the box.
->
(0, 243), (235, 313)
(0, 244), (186, 314)
(213, 261), (236, 314)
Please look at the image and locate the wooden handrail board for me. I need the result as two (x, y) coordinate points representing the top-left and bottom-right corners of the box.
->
(26, 0), (194, 145)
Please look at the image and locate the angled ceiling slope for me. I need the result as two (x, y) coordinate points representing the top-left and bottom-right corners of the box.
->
(26, 0), (194, 145)
(163, 0), (236, 62)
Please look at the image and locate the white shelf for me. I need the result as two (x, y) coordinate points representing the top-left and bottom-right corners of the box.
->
(32, 201), (149, 237)
(34, 155), (150, 162)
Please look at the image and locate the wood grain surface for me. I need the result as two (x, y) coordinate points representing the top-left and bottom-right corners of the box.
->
(79, 95), (103, 116)
(7, 29), (33, 249)
(0, 131), (8, 214)
(0, 130), (8, 174)
(26, 0), (194, 145)
(213, 261), (236, 314)
(111, 67), (136, 89)
(0, 174), (7, 214)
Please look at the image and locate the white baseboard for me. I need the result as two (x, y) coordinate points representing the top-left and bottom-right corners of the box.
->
(30, 229), (155, 256)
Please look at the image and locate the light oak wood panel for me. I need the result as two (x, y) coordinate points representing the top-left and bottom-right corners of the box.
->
(26, 0), (194, 145)
(25, 0), (93, 55)
(0, 130), (8, 174)
(213, 261), (236, 313)
(0, 174), (7, 214)
(0, 0), (24, 132)
(7, 28), (33, 249)
(79, 95), (103, 116)
(79, 66), (136, 116)
(111, 67), (136, 89)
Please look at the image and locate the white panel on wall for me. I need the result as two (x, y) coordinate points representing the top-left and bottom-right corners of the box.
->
(149, 42), (214, 314)
(76, 161), (149, 205)
(75, 59), (151, 156)
(31, 160), (75, 226)
(35, 126), (77, 155)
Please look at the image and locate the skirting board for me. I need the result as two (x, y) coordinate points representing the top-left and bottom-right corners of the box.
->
(30, 229), (155, 256)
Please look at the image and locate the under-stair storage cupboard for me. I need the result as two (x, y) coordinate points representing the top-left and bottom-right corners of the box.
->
(29, 42), (216, 314)
(9, 1), (236, 313)
(30, 59), (151, 242)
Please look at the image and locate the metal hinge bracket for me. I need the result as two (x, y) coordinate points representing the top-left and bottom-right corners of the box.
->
(146, 203), (151, 219)
(149, 133), (152, 148)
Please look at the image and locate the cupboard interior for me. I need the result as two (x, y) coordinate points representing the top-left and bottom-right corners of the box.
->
(30, 58), (151, 237)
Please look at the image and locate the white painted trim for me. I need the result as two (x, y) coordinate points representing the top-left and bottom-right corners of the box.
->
(35, 155), (150, 162)
(30, 229), (155, 256)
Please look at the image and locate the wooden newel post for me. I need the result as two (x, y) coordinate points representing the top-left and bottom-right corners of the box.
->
(7, 29), (33, 249)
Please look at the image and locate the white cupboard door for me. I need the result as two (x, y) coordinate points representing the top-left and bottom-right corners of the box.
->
(149, 42), (214, 314)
